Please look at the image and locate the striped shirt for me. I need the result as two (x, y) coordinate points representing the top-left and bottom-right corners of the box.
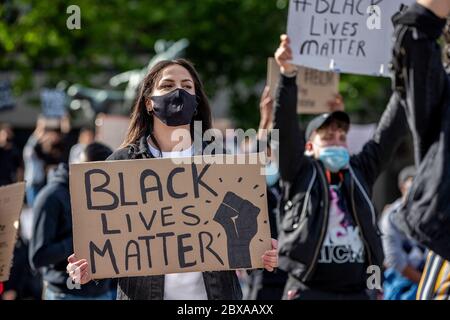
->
(417, 252), (450, 300)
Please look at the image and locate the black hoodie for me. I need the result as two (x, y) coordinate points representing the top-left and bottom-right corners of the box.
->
(29, 163), (111, 296)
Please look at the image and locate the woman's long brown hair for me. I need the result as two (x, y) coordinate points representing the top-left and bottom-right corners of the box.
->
(120, 59), (212, 148)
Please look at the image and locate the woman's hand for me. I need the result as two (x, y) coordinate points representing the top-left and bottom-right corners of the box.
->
(67, 254), (92, 285)
(275, 34), (297, 75)
(262, 239), (278, 272)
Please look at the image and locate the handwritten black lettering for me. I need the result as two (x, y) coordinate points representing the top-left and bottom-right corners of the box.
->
(138, 235), (155, 268)
(89, 239), (119, 274)
(191, 163), (218, 198)
(125, 240), (141, 271)
(156, 232), (175, 266)
(198, 231), (224, 265)
(85, 169), (119, 211)
(161, 206), (175, 227)
(140, 169), (163, 203)
(118, 172), (138, 206)
(138, 210), (158, 231)
(177, 233), (196, 268)
(101, 213), (121, 235)
(181, 205), (201, 226)
(167, 167), (188, 199)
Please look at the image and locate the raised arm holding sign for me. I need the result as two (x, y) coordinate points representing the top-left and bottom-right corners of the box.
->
(273, 31), (410, 300)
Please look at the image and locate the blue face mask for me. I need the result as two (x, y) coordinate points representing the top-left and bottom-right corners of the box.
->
(318, 146), (350, 173)
(265, 161), (280, 187)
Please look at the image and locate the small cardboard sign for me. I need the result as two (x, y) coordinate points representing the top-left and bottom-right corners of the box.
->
(0, 80), (15, 111)
(286, 0), (415, 76)
(41, 88), (67, 118)
(70, 154), (271, 279)
(267, 57), (339, 114)
(0, 182), (25, 281)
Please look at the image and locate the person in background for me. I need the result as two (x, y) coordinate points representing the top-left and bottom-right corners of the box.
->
(0, 124), (31, 300)
(28, 142), (114, 300)
(1, 234), (43, 300)
(35, 130), (64, 173)
(380, 166), (426, 300)
(23, 117), (46, 206)
(0, 123), (23, 186)
(244, 86), (288, 300)
(23, 117), (60, 206)
(68, 126), (95, 164)
(274, 34), (409, 300)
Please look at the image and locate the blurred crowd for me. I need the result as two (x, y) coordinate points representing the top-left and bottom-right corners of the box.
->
(0, 0), (449, 301)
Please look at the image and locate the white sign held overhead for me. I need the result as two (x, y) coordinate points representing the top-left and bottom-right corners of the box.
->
(286, 0), (415, 77)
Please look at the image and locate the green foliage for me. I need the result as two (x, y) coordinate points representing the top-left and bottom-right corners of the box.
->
(1, 0), (391, 127)
(340, 74), (391, 123)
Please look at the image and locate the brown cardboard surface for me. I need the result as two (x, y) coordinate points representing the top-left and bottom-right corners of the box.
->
(70, 154), (271, 279)
(267, 57), (340, 114)
(0, 182), (25, 281)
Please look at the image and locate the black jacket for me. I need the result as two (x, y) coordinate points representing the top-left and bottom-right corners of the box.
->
(273, 74), (409, 282)
(391, 3), (450, 260)
(107, 136), (243, 300)
(245, 182), (288, 300)
(29, 163), (111, 296)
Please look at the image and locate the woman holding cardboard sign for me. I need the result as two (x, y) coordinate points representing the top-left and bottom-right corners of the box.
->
(67, 59), (278, 300)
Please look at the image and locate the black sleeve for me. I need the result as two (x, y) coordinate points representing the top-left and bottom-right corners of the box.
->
(351, 93), (409, 187)
(107, 147), (131, 161)
(28, 193), (73, 269)
(272, 74), (311, 183)
(61, 133), (72, 164)
(391, 3), (447, 163)
(33, 142), (45, 161)
(3, 237), (28, 293)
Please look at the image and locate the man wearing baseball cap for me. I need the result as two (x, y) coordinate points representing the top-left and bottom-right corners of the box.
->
(273, 35), (410, 300)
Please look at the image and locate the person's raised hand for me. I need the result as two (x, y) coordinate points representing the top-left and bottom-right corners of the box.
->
(275, 34), (297, 75)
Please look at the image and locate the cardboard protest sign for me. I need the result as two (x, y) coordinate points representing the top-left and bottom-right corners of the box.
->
(0, 80), (15, 111)
(286, 0), (415, 76)
(41, 88), (67, 118)
(267, 57), (339, 114)
(70, 154), (271, 279)
(0, 182), (25, 281)
(95, 114), (130, 150)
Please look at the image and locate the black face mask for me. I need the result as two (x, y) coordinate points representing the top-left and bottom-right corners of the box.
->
(150, 88), (198, 127)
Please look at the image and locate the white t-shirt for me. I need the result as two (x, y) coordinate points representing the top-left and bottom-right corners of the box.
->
(147, 140), (208, 300)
